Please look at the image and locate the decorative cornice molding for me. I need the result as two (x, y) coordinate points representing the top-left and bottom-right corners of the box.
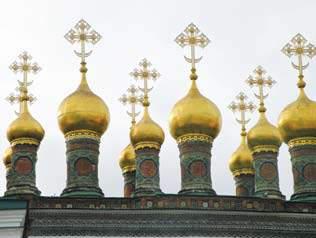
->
(177, 133), (213, 145)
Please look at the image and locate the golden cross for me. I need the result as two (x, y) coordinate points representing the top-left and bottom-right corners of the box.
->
(130, 59), (160, 106)
(245, 66), (275, 113)
(119, 85), (143, 125)
(228, 92), (256, 134)
(282, 33), (316, 79)
(65, 19), (102, 63)
(7, 52), (40, 114)
(175, 23), (210, 69)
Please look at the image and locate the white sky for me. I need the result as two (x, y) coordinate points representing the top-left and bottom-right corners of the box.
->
(0, 0), (315, 199)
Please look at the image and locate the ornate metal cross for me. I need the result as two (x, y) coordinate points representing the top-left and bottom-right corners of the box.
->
(175, 23), (210, 69)
(130, 59), (160, 106)
(282, 33), (316, 77)
(228, 92), (256, 133)
(65, 19), (102, 63)
(119, 85), (143, 125)
(7, 52), (39, 113)
(246, 66), (275, 112)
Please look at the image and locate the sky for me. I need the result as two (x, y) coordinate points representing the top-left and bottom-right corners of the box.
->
(0, 0), (315, 199)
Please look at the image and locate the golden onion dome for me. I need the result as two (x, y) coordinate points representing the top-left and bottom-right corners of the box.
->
(58, 66), (110, 136)
(7, 107), (45, 143)
(278, 89), (316, 144)
(119, 143), (136, 173)
(247, 112), (282, 150)
(169, 80), (222, 140)
(3, 147), (13, 169)
(130, 107), (165, 148)
(229, 136), (254, 176)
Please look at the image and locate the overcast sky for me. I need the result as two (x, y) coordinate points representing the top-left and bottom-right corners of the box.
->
(0, 0), (315, 199)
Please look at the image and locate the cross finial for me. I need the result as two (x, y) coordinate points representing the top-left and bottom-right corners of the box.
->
(130, 59), (160, 107)
(119, 85), (143, 126)
(228, 92), (256, 136)
(281, 33), (316, 88)
(246, 66), (276, 113)
(175, 23), (210, 73)
(65, 19), (102, 63)
(6, 52), (40, 114)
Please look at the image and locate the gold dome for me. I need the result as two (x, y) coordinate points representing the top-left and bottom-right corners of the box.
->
(3, 147), (13, 169)
(119, 143), (136, 173)
(278, 89), (316, 144)
(130, 107), (165, 148)
(7, 107), (44, 144)
(229, 136), (254, 176)
(169, 80), (222, 140)
(58, 68), (110, 136)
(248, 113), (282, 150)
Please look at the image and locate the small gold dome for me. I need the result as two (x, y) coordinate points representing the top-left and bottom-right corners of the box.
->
(7, 110), (44, 143)
(229, 136), (254, 176)
(278, 89), (316, 144)
(130, 108), (164, 147)
(119, 144), (136, 173)
(3, 147), (13, 169)
(248, 113), (282, 150)
(169, 80), (222, 140)
(58, 70), (110, 136)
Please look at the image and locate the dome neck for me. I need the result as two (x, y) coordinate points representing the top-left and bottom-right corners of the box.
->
(298, 86), (309, 99)
(258, 110), (268, 122)
(142, 106), (152, 121)
(130, 121), (136, 131)
(240, 132), (247, 145)
(188, 78), (202, 96)
(78, 62), (91, 92)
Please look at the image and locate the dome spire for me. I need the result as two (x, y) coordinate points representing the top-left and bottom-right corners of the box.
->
(246, 66), (276, 114)
(228, 92), (255, 196)
(281, 33), (316, 89)
(64, 19), (102, 92)
(7, 52), (40, 114)
(119, 85), (143, 127)
(228, 92), (256, 137)
(175, 23), (210, 80)
(130, 58), (160, 108)
(64, 19), (101, 67)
